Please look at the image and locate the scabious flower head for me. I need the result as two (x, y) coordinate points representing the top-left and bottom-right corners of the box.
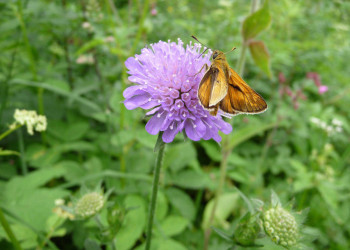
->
(263, 206), (299, 248)
(13, 109), (47, 135)
(123, 39), (232, 143)
(74, 192), (105, 218)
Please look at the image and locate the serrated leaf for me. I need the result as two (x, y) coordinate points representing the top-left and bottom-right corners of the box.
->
(249, 40), (271, 77)
(242, 0), (271, 40)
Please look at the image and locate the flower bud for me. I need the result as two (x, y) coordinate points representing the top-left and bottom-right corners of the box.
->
(234, 215), (260, 246)
(75, 192), (104, 218)
(263, 206), (299, 247)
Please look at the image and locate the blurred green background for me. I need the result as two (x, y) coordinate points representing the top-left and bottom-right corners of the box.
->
(0, 0), (349, 249)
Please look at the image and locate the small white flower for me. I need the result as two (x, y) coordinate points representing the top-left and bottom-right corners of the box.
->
(13, 109), (47, 135)
(82, 22), (91, 29)
(76, 54), (95, 65)
(331, 118), (342, 127)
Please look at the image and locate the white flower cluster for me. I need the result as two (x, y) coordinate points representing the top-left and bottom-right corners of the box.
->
(76, 54), (94, 65)
(263, 206), (299, 247)
(74, 192), (104, 218)
(310, 117), (343, 135)
(12, 109), (47, 135)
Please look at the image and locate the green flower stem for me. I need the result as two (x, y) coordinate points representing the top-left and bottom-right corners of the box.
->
(17, 128), (28, 175)
(0, 207), (22, 250)
(0, 124), (22, 141)
(203, 1), (260, 249)
(145, 135), (166, 250)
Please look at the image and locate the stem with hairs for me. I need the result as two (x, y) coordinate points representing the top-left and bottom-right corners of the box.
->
(145, 135), (166, 250)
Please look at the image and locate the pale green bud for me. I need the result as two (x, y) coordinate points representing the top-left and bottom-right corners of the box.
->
(75, 192), (104, 218)
(263, 206), (299, 247)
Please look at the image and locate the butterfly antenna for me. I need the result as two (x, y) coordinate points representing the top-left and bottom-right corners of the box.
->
(191, 35), (210, 49)
(224, 46), (236, 54)
(191, 35), (211, 58)
(198, 48), (209, 58)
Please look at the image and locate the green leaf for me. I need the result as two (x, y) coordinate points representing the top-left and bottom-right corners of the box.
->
(165, 188), (196, 221)
(248, 40), (271, 77)
(48, 121), (90, 142)
(171, 170), (213, 189)
(2, 188), (69, 231)
(163, 142), (197, 172)
(10, 79), (102, 112)
(228, 121), (278, 149)
(200, 140), (221, 161)
(75, 38), (105, 56)
(202, 193), (239, 229)
(0, 224), (37, 249)
(155, 191), (168, 221)
(158, 215), (189, 237)
(270, 190), (282, 207)
(211, 226), (233, 242)
(115, 195), (146, 250)
(84, 238), (102, 250)
(134, 238), (187, 250)
(0, 149), (20, 156)
(242, 0), (271, 41)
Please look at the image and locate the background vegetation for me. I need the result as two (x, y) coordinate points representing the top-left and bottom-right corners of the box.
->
(0, 0), (349, 249)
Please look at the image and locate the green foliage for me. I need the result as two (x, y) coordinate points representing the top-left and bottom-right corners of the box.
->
(0, 0), (350, 249)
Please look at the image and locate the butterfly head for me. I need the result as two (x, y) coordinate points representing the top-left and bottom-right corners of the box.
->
(212, 50), (226, 61)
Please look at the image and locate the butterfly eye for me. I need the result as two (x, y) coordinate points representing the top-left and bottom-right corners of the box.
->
(212, 52), (218, 59)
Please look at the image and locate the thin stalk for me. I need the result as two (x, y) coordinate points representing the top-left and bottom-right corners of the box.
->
(203, 1), (260, 248)
(17, 128), (28, 175)
(15, 0), (46, 142)
(145, 136), (166, 250)
(236, 44), (248, 76)
(0, 207), (22, 250)
(203, 139), (230, 250)
(0, 40), (18, 126)
(104, 0), (126, 129)
(0, 124), (22, 141)
(131, 0), (150, 54)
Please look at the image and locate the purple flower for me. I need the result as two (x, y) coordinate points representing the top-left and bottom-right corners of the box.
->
(123, 39), (232, 143)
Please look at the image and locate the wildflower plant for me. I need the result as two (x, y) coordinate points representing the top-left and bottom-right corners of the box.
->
(123, 39), (234, 250)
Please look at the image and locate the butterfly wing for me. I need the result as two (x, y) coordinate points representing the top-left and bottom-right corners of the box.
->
(198, 66), (228, 110)
(209, 68), (228, 107)
(219, 68), (267, 116)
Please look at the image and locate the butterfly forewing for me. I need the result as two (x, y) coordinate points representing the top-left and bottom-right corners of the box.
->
(198, 67), (218, 109)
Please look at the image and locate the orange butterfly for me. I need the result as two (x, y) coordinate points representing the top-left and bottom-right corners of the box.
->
(193, 36), (268, 117)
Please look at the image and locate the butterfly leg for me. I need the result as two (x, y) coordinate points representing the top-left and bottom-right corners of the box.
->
(209, 104), (219, 116)
(188, 63), (209, 77)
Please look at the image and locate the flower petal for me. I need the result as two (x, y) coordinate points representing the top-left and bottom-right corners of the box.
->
(145, 110), (168, 135)
(124, 91), (151, 110)
(184, 118), (206, 141)
(162, 121), (179, 143)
